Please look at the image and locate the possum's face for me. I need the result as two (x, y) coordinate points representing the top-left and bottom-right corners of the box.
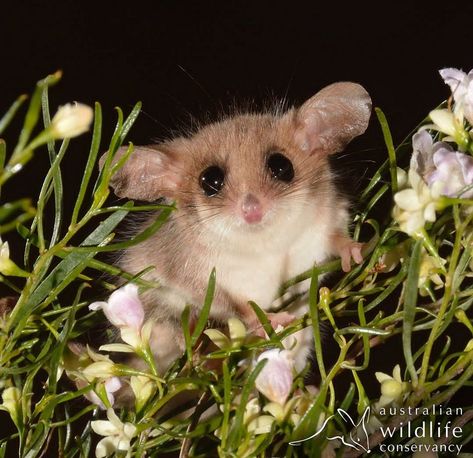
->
(167, 112), (333, 245)
(103, 83), (371, 245)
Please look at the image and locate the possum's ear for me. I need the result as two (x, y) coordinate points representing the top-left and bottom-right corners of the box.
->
(99, 145), (181, 201)
(294, 82), (372, 155)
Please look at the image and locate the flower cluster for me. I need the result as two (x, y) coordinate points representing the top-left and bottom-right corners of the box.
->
(65, 284), (159, 457)
(393, 68), (473, 236)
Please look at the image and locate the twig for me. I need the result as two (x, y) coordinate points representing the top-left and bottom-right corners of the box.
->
(179, 392), (210, 458)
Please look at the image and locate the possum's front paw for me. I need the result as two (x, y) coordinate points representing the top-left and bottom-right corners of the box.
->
(266, 311), (296, 329)
(332, 233), (364, 272)
(249, 311), (296, 338)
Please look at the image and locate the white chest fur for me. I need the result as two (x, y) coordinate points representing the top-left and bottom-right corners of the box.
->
(214, 207), (335, 311)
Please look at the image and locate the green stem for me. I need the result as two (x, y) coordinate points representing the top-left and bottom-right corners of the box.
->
(418, 209), (463, 386)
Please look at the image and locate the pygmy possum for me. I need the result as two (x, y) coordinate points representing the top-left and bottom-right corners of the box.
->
(100, 82), (372, 373)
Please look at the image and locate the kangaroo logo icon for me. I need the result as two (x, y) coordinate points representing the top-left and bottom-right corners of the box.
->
(289, 407), (371, 453)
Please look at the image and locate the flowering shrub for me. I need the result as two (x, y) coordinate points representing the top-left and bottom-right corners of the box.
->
(0, 70), (472, 457)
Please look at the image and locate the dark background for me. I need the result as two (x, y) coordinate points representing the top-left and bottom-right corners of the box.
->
(1, 1), (472, 210)
(2, 1), (473, 162)
(1, 0), (472, 446)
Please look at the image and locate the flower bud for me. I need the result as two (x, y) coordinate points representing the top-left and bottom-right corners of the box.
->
(89, 284), (144, 332)
(429, 109), (457, 137)
(0, 238), (29, 277)
(130, 375), (155, 410)
(82, 361), (115, 382)
(50, 102), (93, 139)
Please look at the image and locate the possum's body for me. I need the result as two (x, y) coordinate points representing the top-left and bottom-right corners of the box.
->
(103, 82), (372, 374)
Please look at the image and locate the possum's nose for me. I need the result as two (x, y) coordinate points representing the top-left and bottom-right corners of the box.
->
(241, 193), (263, 224)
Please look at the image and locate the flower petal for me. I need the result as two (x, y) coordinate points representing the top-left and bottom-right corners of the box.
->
(247, 415), (275, 435)
(439, 67), (466, 98)
(89, 301), (107, 311)
(82, 361), (115, 381)
(263, 402), (284, 420)
(255, 350), (294, 405)
(95, 436), (120, 458)
(51, 103), (94, 139)
(228, 317), (246, 344)
(99, 343), (135, 353)
(392, 364), (402, 383)
(91, 420), (120, 437)
(105, 284), (144, 331)
(106, 408), (124, 429)
(429, 109), (457, 137)
(410, 130), (434, 177)
(243, 398), (261, 424)
(119, 327), (142, 348)
(394, 189), (421, 211)
(423, 203), (437, 223)
(203, 329), (231, 349)
(375, 371), (392, 384)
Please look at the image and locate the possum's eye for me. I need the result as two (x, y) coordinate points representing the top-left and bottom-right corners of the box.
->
(267, 152), (294, 182)
(199, 166), (225, 196)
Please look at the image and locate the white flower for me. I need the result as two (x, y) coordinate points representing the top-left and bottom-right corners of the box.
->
(82, 360), (116, 382)
(429, 109), (470, 150)
(130, 375), (155, 411)
(396, 167), (408, 189)
(255, 349), (294, 405)
(0, 238), (11, 275)
(439, 67), (473, 125)
(0, 236), (29, 277)
(89, 284), (146, 349)
(428, 147), (473, 198)
(393, 170), (442, 236)
(418, 252), (446, 296)
(242, 399), (275, 436)
(375, 365), (410, 408)
(0, 387), (21, 425)
(50, 102), (94, 139)
(429, 109), (458, 138)
(91, 408), (137, 458)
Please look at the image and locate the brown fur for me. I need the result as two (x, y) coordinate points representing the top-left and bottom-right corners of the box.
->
(100, 82), (372, 374)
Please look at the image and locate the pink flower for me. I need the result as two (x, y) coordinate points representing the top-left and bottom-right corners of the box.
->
(440, 68), (473, 125)
(255, 349), (294, 405)
(410, 131), (436, 180)
(409, 130), (473, 198)
(77, 377), (122, 410)
(428, 148), (473, 198)
(89, 284), (147, 348)
(90, 284), (144, 332)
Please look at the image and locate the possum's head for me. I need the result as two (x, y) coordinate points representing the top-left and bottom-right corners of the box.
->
(101, 82), (371, 246)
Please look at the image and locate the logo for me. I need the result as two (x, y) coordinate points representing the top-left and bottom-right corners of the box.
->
(288, 404), (464, 455)
(289, 407), (371, 453)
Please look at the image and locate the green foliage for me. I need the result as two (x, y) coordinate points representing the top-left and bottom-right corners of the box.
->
(0, 75), (471, 458)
